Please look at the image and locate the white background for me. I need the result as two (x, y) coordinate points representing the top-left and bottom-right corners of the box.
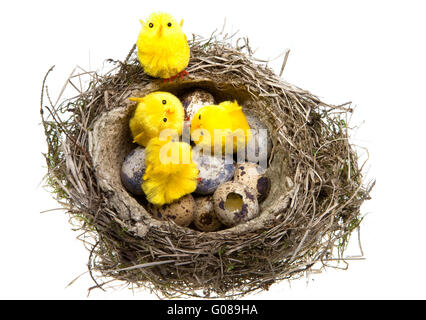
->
(1, 0), (425, 299)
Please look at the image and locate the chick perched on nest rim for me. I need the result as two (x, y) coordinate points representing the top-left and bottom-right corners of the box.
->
(142, 137), (199, 205)
(136, 12), (190, 82)
(129, 91), (185, 147)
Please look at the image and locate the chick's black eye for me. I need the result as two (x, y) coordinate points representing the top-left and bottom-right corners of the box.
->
(163, 118), (167, 122)
(167, 22), (172, 27)
(198, 115), (201, 120)
(162, 100), (167, 105)
(149, 23), (153, 28)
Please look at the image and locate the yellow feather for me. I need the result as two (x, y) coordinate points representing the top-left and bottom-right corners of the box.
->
(129, 91), (184, 147)
(136, 12), (190, 79)
(142, 138), (198, 205)
(190, 100), (252, 153)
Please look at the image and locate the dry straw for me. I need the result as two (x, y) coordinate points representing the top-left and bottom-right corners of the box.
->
(40, 31), (373, 298)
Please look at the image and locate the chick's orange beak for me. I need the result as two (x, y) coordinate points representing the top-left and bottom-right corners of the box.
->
(165, 109), (174, 115)
(157, 25), (163, 37)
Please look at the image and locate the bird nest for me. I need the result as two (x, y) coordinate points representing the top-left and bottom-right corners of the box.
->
(40, 33), (372, 298)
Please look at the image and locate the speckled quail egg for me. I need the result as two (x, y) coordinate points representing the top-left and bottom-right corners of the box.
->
(193, 152), (235, 195)
(148, 194), (195, 227)
(193, 196), (223, 232)
(181, 89), (215, 122)
(245, 112), (272, 163)
(120, 146), (146, 195)
(213, 181), (259, 227)
(234, 162), (271, 202)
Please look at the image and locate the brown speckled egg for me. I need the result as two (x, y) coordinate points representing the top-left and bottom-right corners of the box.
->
(193, 196), (223, 232)
(148, 195), (195, 227)
(234, 162), (271, 202)
(245, 112), (272, 163)
(213, 181), (259, 227)
(181, 89), (215, 123)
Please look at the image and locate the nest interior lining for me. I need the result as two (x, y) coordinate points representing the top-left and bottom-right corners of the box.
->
(89, 78), (292, 237)
(41, 35), (371, 298)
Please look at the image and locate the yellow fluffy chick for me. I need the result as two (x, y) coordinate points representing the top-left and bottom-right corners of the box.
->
(136, 12), (190, 80)
(142, 137), (199, 205)
(190, 100), (252, 153)
(129, 91), (185, 147)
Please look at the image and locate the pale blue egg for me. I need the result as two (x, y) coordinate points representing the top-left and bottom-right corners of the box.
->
(194, 153), (235, 195)
(120, 147), (146, 195)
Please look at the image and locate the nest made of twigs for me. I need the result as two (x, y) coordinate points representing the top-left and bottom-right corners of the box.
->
(40, 33), (373, 298)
